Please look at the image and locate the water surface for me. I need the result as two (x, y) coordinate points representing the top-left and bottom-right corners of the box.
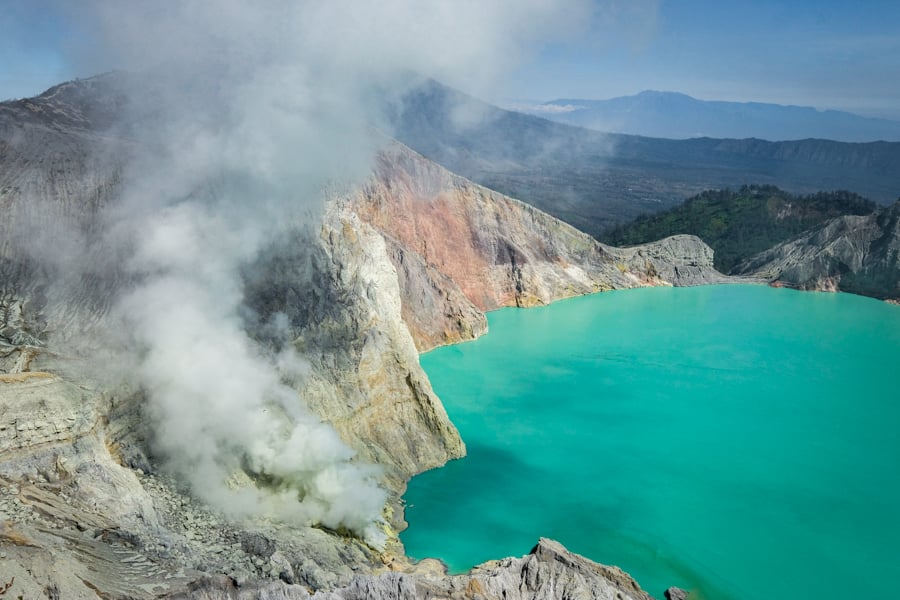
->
(402, 285), (900, 599)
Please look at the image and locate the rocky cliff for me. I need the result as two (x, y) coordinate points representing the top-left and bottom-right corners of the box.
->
(736, 199), (900, 300)
(354, 143), (732, 351)
(0, 77), (729, 598)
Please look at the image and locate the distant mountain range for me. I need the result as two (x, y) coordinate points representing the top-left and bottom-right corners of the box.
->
(510, 91), (900, 143)
(389, 80), (900, 237)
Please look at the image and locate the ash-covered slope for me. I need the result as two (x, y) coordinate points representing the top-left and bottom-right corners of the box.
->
(0, 77), (727, 598)
(735, 199), (900, 300)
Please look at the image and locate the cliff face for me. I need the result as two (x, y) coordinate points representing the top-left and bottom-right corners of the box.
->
(354, 143), (731, 351)
(735, 200), (900, 300)
(287, 205), (466, 481)
(0, 78), (730, 598)
(0, 81), (465, 597)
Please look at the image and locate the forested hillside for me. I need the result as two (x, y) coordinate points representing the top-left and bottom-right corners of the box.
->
(603, 186), (877, 273)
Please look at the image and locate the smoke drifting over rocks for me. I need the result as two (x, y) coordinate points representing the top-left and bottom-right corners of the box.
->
(27, 0), (591, 542)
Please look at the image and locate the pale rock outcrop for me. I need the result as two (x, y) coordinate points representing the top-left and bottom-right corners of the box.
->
(608, 233), (735, 287)
(294, 204), (465, 484)
(665, 587), (689, 600)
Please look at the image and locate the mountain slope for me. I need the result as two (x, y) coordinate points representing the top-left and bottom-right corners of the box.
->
(518, 90), (900, 142)
(389, 79), (900, 237)
(735, 199), (900, 299)
(604, 186), (877, 273)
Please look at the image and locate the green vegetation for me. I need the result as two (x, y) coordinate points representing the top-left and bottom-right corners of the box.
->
(603, 185), (876, 273)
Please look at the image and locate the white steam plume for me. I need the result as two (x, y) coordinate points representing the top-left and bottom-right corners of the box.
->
(58, 0), (591, 543)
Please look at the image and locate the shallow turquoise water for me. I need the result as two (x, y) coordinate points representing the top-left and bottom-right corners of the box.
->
(402, 285), (900, 599)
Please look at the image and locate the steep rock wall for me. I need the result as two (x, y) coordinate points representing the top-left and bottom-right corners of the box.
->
(291, 205), (465, 482)
(354, 144), (731, 351)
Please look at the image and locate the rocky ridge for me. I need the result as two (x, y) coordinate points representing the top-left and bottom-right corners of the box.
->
(164, 538), (653, 600)
(0, 77), (732, 598)
(736, 199), (900, 300)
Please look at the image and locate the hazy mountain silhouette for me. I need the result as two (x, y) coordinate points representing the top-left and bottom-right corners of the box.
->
(388, 79), (900, 237)
(514, 90), (900, 142)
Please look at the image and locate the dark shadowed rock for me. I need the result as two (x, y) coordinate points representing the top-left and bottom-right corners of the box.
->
(240, 532), (276, 560)
(665, 586), (689, 600)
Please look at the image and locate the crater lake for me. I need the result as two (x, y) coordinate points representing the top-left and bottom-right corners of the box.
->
(402, 285), (900, 599)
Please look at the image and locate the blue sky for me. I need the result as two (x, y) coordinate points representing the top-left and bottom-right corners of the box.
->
(509, 0), (900, 118)
(0, 2), (70, 100)
(2, 0), (899, 118)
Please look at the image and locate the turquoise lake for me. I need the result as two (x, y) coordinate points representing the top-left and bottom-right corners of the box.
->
(401, 285), (900, 599)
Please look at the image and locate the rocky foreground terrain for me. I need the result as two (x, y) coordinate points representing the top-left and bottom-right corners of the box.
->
(1, 77), (727, 598)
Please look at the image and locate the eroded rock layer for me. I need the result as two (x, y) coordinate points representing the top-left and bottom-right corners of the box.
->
(736, 200), (900, 300)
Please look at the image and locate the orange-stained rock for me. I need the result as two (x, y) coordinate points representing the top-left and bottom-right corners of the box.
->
(352, 143), (732, 351)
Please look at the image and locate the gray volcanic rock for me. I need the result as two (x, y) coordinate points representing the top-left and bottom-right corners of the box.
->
(295, 204), (466, 483)
(606, 234), (738, 287)
(0, 372), (383, 598)
(665, 586), (689, 600)
(736, 199), (900, 299)
(0, 76), (463, 597)
(164, 538), (653, 600)
(0, 74), (465, 485)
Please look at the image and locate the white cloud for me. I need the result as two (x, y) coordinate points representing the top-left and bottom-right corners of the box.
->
(505, 102), (587, 114)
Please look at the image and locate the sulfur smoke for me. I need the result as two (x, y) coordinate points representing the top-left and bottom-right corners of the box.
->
(56, 0), (591, 544)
